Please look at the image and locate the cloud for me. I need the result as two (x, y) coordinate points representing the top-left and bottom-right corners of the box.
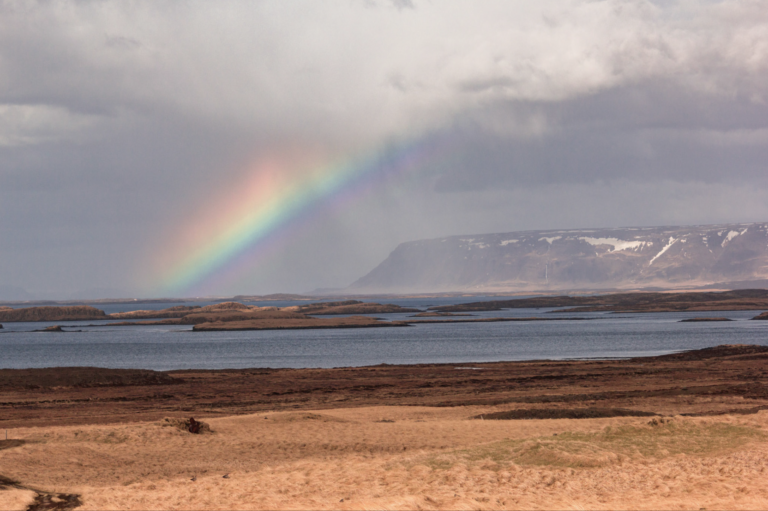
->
(432, 80), (768, 191)
(0, 0), (767, 296)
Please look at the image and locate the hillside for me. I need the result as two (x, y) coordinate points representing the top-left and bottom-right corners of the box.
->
(349, 222), (768, 293)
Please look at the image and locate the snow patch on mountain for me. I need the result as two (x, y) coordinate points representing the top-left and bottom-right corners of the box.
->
(722, 230), (742, 247)
(579, 237), (645, 252)
(649, 237), (677, 266)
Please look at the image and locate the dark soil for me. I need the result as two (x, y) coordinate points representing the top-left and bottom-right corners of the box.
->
(2, 344), (768, 428)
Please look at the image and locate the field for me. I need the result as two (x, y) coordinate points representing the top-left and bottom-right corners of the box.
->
(2, 345), (768, 510)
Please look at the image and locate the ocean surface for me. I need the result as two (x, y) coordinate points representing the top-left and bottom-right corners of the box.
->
(1, 296), (767, 370)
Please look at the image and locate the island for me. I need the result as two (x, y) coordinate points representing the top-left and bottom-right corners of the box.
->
(430, 289), (768, 313)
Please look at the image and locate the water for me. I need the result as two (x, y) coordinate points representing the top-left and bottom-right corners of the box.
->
(1, 298), (767, 370)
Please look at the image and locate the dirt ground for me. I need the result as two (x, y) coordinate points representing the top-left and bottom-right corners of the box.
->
(2, 344), (768, 510)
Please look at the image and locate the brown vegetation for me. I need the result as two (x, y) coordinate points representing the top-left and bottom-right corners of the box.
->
(2, 344), (768, 429)
(0, 367), (181, 391)
(0, 306), (106, 323)
(281, 300), (420, 315)
(431, 288), (768, 313)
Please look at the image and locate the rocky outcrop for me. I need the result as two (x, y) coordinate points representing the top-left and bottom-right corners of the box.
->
(350, 222), (768, 293)
(751, 312), (768, 320)
(0, 305), (107, 322)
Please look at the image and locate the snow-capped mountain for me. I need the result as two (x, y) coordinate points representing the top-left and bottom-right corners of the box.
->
(349, 223), (768, 293)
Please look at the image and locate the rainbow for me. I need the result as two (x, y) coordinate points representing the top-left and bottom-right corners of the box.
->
(154, 135), (451, 296)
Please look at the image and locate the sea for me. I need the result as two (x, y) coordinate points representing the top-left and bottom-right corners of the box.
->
(1, 296), (767, 370)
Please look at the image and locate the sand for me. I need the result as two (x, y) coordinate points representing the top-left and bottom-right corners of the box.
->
(2, 407), (768, 510)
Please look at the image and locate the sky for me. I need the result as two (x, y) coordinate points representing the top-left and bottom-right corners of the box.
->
(1, 0), (767, 299)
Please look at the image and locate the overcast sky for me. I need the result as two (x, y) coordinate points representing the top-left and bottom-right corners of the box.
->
(1, 0), (767, 299)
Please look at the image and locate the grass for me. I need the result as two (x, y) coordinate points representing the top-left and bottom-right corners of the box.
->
(421, 419), (767, 470)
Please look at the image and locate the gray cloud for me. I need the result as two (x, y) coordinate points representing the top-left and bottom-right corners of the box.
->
(1, 0), (767, 298)
(433, 80), (768, 191)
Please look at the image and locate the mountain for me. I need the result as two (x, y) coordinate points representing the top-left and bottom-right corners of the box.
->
(349, 222), (768, 293)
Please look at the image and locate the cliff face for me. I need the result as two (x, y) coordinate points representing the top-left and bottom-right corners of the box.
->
(349, 223), (768, 293)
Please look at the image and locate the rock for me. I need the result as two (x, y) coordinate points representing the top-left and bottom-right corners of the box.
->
(751, 312), (768, 320)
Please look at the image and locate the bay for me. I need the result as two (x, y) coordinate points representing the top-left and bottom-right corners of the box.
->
(1, 297), (767, 370)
